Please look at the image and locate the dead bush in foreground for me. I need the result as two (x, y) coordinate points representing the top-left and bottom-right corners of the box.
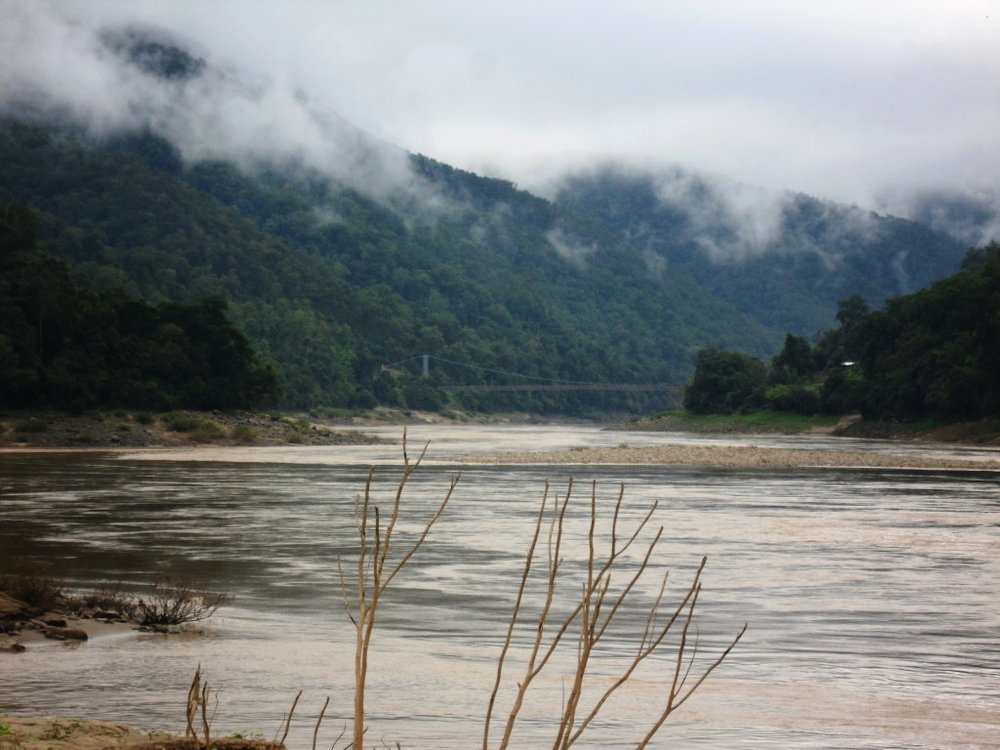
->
(484, 479), (746, 749)
(74, 582), (139, 619)
(135, 577), (232, 626)
(45, 436), (742, 750)
(0, 566), (64, 610)
(329, 435), (745, 748)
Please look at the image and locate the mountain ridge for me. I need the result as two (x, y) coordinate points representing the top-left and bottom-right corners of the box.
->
(0, 30), (974, 413)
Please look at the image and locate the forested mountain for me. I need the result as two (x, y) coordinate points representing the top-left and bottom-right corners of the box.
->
(681, 243), (1000, 422)
(0, 204), (277, 410)
(0, 29), (975, 415)
(555, 167), (967, 336)
(0, 117), (778, 412)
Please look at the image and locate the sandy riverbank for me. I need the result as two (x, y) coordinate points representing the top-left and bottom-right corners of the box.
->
(0, 716), (153, 750)
(0, 716), (284, 750)
(458, 443), (1000, 470)
(0, 410), (391, 449)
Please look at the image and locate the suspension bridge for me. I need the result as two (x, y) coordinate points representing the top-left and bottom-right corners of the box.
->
(384, 354), (676, 393)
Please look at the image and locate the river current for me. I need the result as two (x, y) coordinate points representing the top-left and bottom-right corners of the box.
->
(1, 425), (998, 748)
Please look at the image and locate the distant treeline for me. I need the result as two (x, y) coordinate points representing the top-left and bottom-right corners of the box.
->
(0, 117), (974, 415)
(684, 242), (1000, 421)
(0, 204), (277, 410)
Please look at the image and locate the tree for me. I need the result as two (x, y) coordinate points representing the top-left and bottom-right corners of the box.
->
(0, 204), (278, 410)
(770, 333), (814, 383)
(683, 348), (767, 414)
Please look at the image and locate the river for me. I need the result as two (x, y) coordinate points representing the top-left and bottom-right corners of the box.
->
(1, 425), (998, 748)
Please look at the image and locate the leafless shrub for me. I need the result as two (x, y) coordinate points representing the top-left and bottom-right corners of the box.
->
(0, 566), (64, 610)
(135, 577), (232, 626)
(483, 479), (746, 749)
(337, 431), (459, 750)
(158, 441), (744, 749)
(75, 582), (138, 618)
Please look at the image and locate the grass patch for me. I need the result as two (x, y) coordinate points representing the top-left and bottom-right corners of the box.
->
(284, 416), (312, 432)
(230, 424), (259, 444)
(188, 422), (226, 443)
(161, 412), (205, 432)
(309, 406), (357, 419)
(39, 721), (83, 741)
(162, 412), (225, 441)
(12, 418), (47, 433)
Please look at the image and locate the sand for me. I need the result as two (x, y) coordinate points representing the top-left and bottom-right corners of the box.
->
(0, 717), (154, 750)
(0, 717), (283, 750)
(457, 442), (1000, 471)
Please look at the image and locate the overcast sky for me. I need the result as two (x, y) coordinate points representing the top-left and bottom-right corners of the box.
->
(3, 0), (999, 212)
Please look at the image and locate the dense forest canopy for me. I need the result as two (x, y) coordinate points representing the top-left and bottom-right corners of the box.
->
(683, 244), (1000, 422)
(0, 100), (975, 415)
(555, 166), (967, 336)
(0, 204), (277, 410)
(0, 117), (772, 413)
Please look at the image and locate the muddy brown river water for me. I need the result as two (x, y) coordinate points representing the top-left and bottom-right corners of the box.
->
(1, 425), (998, 748)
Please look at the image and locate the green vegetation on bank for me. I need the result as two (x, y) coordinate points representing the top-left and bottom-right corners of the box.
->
(0, 118), (768, 414)
(0, 204), (277, 410)
(0, 113), (970, 416)
(680, 242), (1000, 428)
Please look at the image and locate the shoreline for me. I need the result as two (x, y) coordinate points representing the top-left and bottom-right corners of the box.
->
(3, 407), (998, 452)
(0, 716), (153, 750)
(0, 409), (386, 450)
(457, 442), (1000, 471)
(0, 716), (282, 750)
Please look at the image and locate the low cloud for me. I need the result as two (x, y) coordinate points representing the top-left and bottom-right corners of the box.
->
(652, 170), (788, 261)
(878, 187), (1000, 247)
(2, 0), (996, 236)
(546, 227), (597, 268)
(0, 3), (431, 207)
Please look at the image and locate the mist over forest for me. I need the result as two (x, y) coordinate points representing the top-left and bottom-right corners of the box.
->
(1, 14), (994, 416)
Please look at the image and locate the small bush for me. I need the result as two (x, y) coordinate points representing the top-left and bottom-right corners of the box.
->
(75, 583), (138, 618)
(13, 418), (48, 433)
(188, 421), (226, 442)
(40, 721), (83, 741)
(134, 412), (155, 425)
(764, 383), (822, 414)
(0, 567), (63, 609)
(162, 412), (203, 432)
(285, 416), (311, 432)
(230, 424), (259, 444)
(135, 577), (232, 626)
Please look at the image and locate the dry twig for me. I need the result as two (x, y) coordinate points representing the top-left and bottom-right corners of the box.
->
(484, 480), (746, 749)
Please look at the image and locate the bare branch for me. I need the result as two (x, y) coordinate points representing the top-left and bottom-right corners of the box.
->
(313, 696), (330, 750)
(483, 481), (550, 750)
(487, 483), (743, 750)
(280, 689), (302, 747)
